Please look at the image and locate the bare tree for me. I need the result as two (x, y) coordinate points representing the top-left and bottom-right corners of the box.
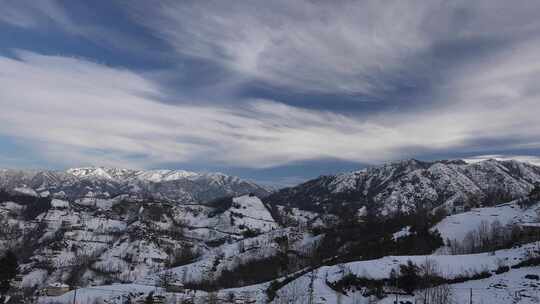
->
(419, 259), (440, 304)
(307, 270), (317, 304)
(276, 278), (308, 304)
(158, 270), (178, 289)
(416, 284), (454, 304)
(206, 291), (219, 304)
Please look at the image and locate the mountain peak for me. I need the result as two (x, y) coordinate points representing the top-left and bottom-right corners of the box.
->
(265, 158), (540, 215)
(66, 167), (202, 182)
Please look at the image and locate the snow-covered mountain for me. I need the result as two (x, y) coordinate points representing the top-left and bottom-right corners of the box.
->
(0, 167), (271, 203)
(1, 159), (539, 304)
(265, 159), (540, 216)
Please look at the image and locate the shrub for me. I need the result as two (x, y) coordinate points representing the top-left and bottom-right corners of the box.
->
(326, 273), (385, 298)
(511, 256), (540, 269)
(494, 265), (510, 274)
(207, 196), (234, 217)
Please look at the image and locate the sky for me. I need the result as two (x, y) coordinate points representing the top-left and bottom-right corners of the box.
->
(0, 0), (539, 187)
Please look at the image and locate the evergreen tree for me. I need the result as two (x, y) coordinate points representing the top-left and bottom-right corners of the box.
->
(398, 260), (420, 294)
(144, 291), (154, 304)
(0, 250), (18, 295)
(529, 182), (540, 201)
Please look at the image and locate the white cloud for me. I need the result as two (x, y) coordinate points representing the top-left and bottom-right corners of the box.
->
(129, 0), (540, 96)
(0, 50), (539, 169)
(463, 155), (540, 167)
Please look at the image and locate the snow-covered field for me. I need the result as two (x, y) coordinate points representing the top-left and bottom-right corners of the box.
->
(2, 160), (540, 304)
(434, 200), (540, 243)
(37, 240), (540, 304)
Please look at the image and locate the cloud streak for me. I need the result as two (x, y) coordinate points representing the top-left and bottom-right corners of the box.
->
(1, 1), (539, 172)
(0, 50), (538, 169)
(129, 0), (540, 99)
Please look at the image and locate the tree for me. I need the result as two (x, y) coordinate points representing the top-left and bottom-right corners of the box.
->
(307, 270), (317, 304)
(158, 270), (177, 289)
(417, 284), (454, 304)
(144, 292), (155, 304)
(276, 279), (307, 304)
(389, 268), (398, 286)
(529, 183), (540, 201)
(398, 260), (420, 294)
(419, 259), (443, 304)
(206, 291), (219, 304)
(0, 250), (18, 296)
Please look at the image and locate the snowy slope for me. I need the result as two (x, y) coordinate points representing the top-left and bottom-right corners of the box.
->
(37, 243), (540, 304)
(434, 200), (540, 243)
(0, 166), (271, 203)
(265, 159), (540, 216)
(2, 158), (540, 304)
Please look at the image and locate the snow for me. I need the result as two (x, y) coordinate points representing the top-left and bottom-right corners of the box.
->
(434, 201), (540, 243)
(450, 266), (540, 304)
(392, 226), (411, 240)
(38, 284), (160, 304)
(51, 199), (70, 209)
(330, 172), (359, 193)
(22, 269), (48, 288)
(315, 242), (539, 283)
(269, 243), (540, 304)
(136, 169), (199, 182)
(67, 167), (114, 179)
(13, 186), (38, 197)
(2, 160), (539, 304)
(230, 195), (277, 224)
(520, 222), (540, 228)
(48, 282), (69, 288)
(0, 201), (23, 211)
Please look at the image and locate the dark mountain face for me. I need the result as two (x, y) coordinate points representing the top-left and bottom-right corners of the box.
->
(264, 159), (540, 216)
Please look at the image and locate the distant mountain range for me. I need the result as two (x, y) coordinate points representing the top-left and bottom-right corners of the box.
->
(264, 159), (540, 215)
(0, 167), (271, 203)
(1, 158), (540, 302)
(2, 159), (539, 215)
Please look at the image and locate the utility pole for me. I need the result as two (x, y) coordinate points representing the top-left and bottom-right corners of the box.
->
(72, 288), (77, 304)
(395, 264), (399, 304)
(469, 288), (472, 304)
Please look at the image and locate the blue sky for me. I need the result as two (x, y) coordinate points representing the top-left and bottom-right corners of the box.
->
(0, 0), (539, 187)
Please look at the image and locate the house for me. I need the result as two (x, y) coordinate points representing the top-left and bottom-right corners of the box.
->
(519, 222), (540, 234)
(450, 200), (466, 214)
(44, 282), (70, 296)
(165, 281), (185, 293)
(136, 294), (166, 304)
(10, 274), (23, 290)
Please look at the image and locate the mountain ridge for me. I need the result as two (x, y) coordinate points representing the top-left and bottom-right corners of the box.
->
(264, 158), (540, 216)
(1, 158), (539, 303)
(0, 166), (272, 203)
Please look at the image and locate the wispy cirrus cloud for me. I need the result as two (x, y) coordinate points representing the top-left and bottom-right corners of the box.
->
(0, 0), (155, 53)
(0, 1), (540, 175)
(0, 50), (538, 169)
(0, 0), (71, 28)
(127, 0), (540, 99)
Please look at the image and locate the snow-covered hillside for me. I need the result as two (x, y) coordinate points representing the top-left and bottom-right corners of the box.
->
(0, 166), (271, 203)
(37, 242), (540, 304)
(1, 158), (539, 304)
(434, 200), (540, 244)
(265, 159), (540, 216)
